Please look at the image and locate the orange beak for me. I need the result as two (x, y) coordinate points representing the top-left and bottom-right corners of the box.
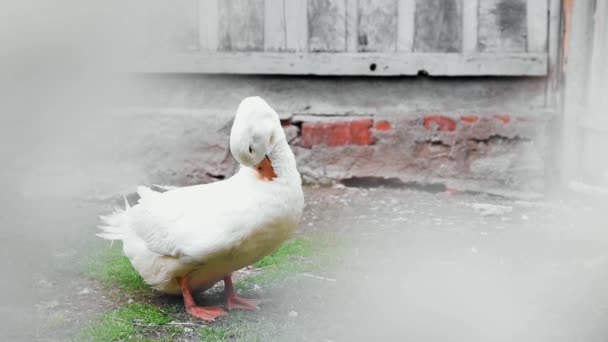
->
(254, 155), (277, 181)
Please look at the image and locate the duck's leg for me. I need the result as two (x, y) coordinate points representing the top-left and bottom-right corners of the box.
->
(177, 277), (227, 321)
(223, 274), (261, 310)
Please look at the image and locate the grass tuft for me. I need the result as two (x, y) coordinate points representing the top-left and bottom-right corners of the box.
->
(253, 237), (313, 268)
(80, 303), (170, 342)
(84, 242), (147, 291)
(111, 303), (171, 325)
(199, 324), (263, 342)
(80, 235), (339, 341)
(237, 237), (318, 291)
(200, 326), (229, 341)
(166, 326), (183, 334)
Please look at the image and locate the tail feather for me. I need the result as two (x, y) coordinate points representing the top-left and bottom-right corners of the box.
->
(97, 196), (131, 241)
(123, 195), (131, 210)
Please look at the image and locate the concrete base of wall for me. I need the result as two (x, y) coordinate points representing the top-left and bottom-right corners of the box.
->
(14, 74), (555, 199)
(289, 112), (551, 198)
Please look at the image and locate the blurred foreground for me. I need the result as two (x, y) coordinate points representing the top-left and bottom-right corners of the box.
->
(5, 186), (608, 341)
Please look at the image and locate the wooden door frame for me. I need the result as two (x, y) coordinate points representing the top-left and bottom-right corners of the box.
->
(135, 0), (552, 76)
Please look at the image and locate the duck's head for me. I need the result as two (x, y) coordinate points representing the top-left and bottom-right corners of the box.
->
(230, 96), (283, 180)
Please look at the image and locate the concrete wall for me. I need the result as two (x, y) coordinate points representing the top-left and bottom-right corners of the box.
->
(7, 73), (553, 200)
(0, 1), (563, 203)
(102, 74), (553, 198)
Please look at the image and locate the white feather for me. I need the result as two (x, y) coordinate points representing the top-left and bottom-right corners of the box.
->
(151, 184), (179, 191)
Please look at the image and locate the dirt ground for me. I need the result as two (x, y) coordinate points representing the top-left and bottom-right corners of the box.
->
(2, 185), (608, 341)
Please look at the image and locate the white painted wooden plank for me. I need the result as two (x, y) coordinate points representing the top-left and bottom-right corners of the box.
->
(199, 0), (219, 51)
(581, 130), (608, 186)
(264, 0), (286, 51)
(285, 0), (308, 51)
(582, 0), (608, 184)
(478, 0), (526, 52)
(145, 0), (198, 53)
(462, 0), (478, 52)
(308, 0), (347, 52)
(544, 0), (561, 107)
(358, 0), (398, 52)
(560, 0), (596, 184)
(218, 0), (264, 51)
(588, 0), (608, 113)
(579, 117), (608, 133)
(526, 0), (548, 52)
(397, 0), (415, 51)
(198, 0), (207, 50)
(346, 0), (358, 52)
(134, 52), (548, 76)
(414, 0), (463, 52)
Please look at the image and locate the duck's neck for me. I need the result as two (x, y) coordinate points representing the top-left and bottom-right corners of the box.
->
(267, 138), (301, 186)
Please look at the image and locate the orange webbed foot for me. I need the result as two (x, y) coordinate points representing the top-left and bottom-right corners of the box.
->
(226, 296), (261, 311)
(186, 305), (227, 321)
(223, 274), (262, 310)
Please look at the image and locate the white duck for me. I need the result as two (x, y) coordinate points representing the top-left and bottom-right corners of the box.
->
(97, 96), (304, 320)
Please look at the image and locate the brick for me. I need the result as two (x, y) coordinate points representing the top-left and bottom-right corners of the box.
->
(291, 113), (549, 194)
(460, 115), (479, 123)
(300, 123), (322, 147)
(493, 114), (511, 124)
(445, 187), (462, 195)
(424, 115), (457, 132)
(350, 118), (374, 145)
(325, 121), (350, 146)
(300, 118), (373, 147)
(374, 120), (392, 131)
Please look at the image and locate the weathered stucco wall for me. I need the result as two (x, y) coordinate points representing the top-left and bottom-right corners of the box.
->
(105, 74), (553, 197)
(13, 74), (553, 200)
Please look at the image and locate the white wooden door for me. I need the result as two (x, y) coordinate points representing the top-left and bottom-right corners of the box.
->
(135, 0), (550, 76)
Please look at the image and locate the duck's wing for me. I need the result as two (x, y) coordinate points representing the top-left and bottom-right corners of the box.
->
(129, 186), (187, 257)
(130, 180), (246, 259)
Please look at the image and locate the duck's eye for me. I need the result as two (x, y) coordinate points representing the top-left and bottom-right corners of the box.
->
(248, 145), (253, 154)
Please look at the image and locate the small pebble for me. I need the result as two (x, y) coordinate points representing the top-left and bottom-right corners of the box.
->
(38, 279), (53, 287)
(36, 300), (59, 310)
(288, 310), (298, 318)
(184, 327), (193, 333)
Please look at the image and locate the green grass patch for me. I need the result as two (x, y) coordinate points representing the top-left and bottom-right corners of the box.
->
(165, 326), (183, 334)
(200, 326), (230, 341)
(79, 303), (170, 342)
(199, 322), (263, 342)
(197, 310), (302, 342)
(253, 237), (313, 268)
(84, 242), (147, 291)
(80, 235), (342, 341)
(236, 237), (327, 291)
